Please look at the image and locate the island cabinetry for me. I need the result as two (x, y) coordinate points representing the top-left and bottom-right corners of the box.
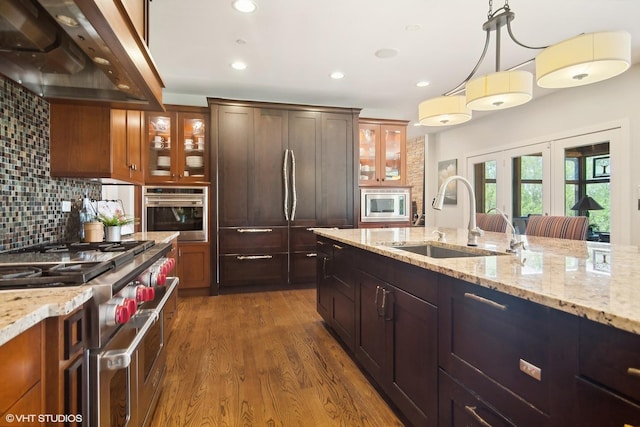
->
(0, 323), (44, 425)
(45, 305), (87, 425)
(164, 238), (179, 332)
(355, 252), (438, 427)
(213, 99), (359, 289)
(316, 237), (356, 350)
(176, 242), (211, 296)
(50, 103), (145, 184)
(576, 319), (640, 425)
(146, 107), (209, 184)
(358, 118), (408, 186)
(438, 275), (579, 426)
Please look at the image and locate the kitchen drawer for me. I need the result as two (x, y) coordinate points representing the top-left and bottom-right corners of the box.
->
(219, 227), (287, 254)
(391, 260), (437, 304)
(439, 276), (577, 423)
(580, 318), (640, 403)
(439, 370), (516, 427)
(576, 376), (640, 425)
(290, 226), (317, 251)
(219, 253), (287, 286)
(290, 251), (317, 284)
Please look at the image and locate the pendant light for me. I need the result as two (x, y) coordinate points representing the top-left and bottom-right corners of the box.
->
(417, 0), (632, 127)
(536, 31), (631, 88)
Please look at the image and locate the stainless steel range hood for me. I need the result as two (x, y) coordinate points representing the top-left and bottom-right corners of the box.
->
(0, 0), (164, 110)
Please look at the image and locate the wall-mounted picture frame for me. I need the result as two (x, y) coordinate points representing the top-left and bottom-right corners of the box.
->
(593, 156), (610, 178)
(438, 159), (458, 205)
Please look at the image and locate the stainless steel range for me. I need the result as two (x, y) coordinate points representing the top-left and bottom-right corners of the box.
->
(0, 240), (179, 427)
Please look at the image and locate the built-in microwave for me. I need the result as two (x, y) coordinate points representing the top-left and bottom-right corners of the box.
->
(360, 187), (411, 223)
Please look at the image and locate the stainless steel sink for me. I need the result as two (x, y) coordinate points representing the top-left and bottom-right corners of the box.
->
(385, 242), (505, 258)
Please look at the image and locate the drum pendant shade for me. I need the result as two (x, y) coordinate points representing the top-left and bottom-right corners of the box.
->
(418, 96), (472, 126)
(536, 31), (631, 88)
(465, 70), (533, 111)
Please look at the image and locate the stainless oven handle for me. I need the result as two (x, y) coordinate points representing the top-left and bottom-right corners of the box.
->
(290, 149), (297, 221)
(283, 149), (290, 221)
(99, 277), (179, 371)
(237, 228), (273, 233)
(236, 255), (273, 260)
(100, 311), (159, 371)
(145, 200), (203, 207)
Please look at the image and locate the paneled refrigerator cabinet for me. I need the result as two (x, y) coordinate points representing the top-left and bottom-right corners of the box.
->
(210, 99), (360, 290)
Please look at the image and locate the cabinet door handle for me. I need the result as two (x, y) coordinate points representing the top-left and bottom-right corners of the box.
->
(375, 285), (382, 316)
(283, 149), (290, 221)
(306, 253), (318, 258)
(464, 406), (492, 427)
(237, 228), (273, 233)
(332, 244), (343, 250)
(383, 289), (393, 321)
(464, 292), (508, 311)
(322, 256), (330, 279)
(290, 149), (297, 221)
(317, 240), (326, 246)
(236, 255), (273, 260)
(627, 367), (640, 378)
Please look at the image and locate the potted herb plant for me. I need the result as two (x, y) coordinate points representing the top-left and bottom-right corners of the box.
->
(96, 211), (138, 242)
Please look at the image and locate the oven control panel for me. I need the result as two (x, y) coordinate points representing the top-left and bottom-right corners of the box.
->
(99, 257), (176, 328)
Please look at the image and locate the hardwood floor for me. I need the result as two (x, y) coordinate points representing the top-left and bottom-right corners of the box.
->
(150, 289), (404, 427)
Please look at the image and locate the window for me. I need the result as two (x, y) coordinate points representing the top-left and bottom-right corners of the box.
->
(512, 154), (543, 217)
(564, 143), (610, 233)
(474, 160), (497, 212)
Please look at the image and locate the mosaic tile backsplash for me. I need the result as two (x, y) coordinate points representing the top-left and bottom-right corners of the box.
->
(0, 76), (101, 251)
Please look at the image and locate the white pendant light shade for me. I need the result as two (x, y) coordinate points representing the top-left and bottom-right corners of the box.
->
(465, 70), (533, 111)
(536, 31), (631, 88)
(418, 96), (471, 126)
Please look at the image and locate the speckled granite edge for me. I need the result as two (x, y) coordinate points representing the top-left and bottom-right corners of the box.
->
(0, 287), (93, 346)
(313, 226), (640, 335)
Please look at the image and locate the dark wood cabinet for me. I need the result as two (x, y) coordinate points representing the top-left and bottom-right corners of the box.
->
(212, 99), (359, 289)
(50, 103), (145, 184)
(355, 258), (438, 427)
(576, 319), (640, 426)
(438, 275), (579, 426)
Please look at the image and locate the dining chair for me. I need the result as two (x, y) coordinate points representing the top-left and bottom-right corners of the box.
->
(476, 213), (509, 233)
(525, 215), (589, 240)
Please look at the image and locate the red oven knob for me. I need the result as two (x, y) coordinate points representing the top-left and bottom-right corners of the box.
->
(156, 273), (167, 286)
(123, 297), (137, 316)
(114, 304), (131, 325)
(136, 285), (156, 302)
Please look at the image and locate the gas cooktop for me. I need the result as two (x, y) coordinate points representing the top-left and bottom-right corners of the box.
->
(0, 240), (155, 290)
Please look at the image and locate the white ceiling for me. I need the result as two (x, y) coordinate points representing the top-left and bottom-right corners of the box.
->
(148, 0), (640, 138)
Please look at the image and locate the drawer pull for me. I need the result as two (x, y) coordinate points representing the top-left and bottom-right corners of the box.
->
(464, 406), (492, 427)
(237, 228), (273, 233)
(306, 253), (318, 258)
(332, 244), (344, 250)
(627, 367), (640, 378)
(519, 358), (542, 381)
(464, 292), (507, 311)
(236, 255), (273, 260)
(317, 240), (326, 245)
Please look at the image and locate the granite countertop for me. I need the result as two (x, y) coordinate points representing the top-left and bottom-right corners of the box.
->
(313, 226), (640, 335)
(0, 231), (180, 346)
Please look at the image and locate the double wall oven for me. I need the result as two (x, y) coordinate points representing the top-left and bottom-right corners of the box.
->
(0, 240), (179, 427)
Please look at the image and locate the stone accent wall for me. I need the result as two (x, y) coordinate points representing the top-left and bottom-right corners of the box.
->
(407, 135), (425, 219)
(0, 76), (101, 251)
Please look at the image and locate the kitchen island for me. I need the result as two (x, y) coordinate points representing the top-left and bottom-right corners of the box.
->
(313, 226), (640, 426)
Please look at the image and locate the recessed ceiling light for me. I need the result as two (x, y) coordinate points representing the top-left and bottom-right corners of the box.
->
(405, 24), (422, 32)
(375, 48), (399, 59)
(232, 0), (257, 13)
(55, 14), (78, 27)
(413, 122), (423, 127)
(416, 81), (430, 87)
(231, 61), (247, 70)
(93, 57), (110, 66)
(330, 71), (345, 79)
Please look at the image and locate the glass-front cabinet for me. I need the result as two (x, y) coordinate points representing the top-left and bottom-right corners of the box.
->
(359, 119), (407, 186)
(146, 108), (209, 184)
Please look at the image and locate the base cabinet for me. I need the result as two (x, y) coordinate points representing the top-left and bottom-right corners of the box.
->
(177, 242), (211, 295)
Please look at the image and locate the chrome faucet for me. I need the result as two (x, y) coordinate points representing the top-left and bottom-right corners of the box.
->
(432, 175), (483, 246)
(487, 207), (525, 253)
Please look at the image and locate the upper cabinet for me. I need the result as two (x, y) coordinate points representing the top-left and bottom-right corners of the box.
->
(358, 119), (408, 186)
(50, 102), (145, 184)
(146, 106), (209, 184)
